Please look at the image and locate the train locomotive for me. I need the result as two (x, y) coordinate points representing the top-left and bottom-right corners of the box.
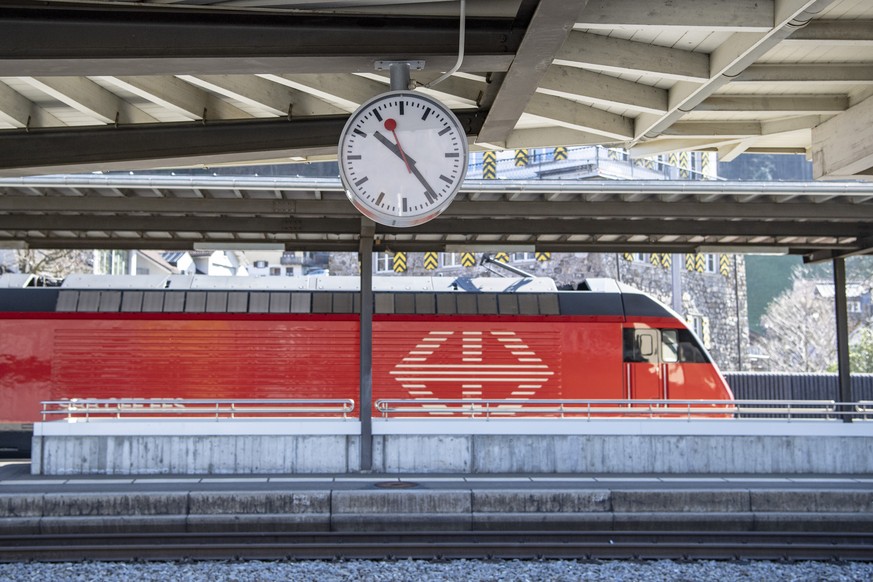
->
(0, 272), (733, 454)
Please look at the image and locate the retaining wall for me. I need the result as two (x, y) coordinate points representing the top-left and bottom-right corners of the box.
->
(31, 419), (873, 476)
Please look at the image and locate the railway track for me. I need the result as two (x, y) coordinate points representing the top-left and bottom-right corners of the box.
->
(2, 531), (872, 562)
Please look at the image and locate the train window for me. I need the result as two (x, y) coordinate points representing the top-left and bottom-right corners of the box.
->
(623, 329), (659, 363)
(661, 330), (679, 363)
(677, 329), (709, 363)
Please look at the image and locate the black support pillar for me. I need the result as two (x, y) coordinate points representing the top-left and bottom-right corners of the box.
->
(833, 257), (853, 421)
(359, 218), (375, 469)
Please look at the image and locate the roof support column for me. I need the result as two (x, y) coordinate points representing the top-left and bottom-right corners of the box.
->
(833, 257), (853, 421)
(359, 218), (375, 470)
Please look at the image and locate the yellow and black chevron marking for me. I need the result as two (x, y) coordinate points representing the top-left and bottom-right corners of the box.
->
(650, 253), (660, 267)
(495, 251), (510, 263)
(424, 252), (438, 270)
(553, 146), (568, 161)
(392, 252), (407, 273)
(685, 253), (695, 271)
(701, 152), (713, 177)
(608, 148), (619, 160)
(669, 152), (679, 170)
(660, 253), (672, 269)
(461, 252), (476, 267)
(643, 157), (655, 170)
(679, 151), (690, 179)
(719, 254), (731, 277)
(624, 252), (634, 262)
(695, 253), (705, 272)
(483, 151), (497, 179)
(535, 251), (551, 262)
(514, 149), (529, 167)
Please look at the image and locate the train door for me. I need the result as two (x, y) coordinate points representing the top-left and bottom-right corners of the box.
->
(623, 328), (665, 402)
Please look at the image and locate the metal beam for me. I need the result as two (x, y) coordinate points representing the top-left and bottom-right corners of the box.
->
(477, 0), (586, 144)
(0, 111), (485, 175)
(0, 213), (867, 239)
(4, 194), (872, 222)
(0, 5), (519, 76)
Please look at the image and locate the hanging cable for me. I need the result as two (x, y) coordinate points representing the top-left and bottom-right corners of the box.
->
(422, 0), (465, 89)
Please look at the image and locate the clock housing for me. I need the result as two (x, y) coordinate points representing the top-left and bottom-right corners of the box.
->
(338, 90), (468, 227)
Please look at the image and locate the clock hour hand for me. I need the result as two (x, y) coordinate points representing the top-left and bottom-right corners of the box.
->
(373, 131), (439, 205)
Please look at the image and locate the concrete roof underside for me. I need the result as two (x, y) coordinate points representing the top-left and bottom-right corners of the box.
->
(1, 0), (873, 260)
(2, 175), (872, 262)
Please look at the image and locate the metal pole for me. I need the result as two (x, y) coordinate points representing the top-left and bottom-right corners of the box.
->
(388, 62), (411, 91)
(833, 257), (853, 421)
(359, 218), (375, 468)
(671, 253), (682, 314)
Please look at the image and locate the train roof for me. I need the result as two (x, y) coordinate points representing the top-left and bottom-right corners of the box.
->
(0, 273), (682, 321)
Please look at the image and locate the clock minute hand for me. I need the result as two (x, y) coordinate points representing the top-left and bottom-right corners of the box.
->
(374, 131), (407, 161)
(373, 131), (439, 204)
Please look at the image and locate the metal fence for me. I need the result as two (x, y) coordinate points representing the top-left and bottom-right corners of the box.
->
(724, 373), (873, 401)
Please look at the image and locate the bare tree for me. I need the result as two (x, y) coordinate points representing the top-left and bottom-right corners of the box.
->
(0, 249), (92, 278)
(756, 274), (841, 372)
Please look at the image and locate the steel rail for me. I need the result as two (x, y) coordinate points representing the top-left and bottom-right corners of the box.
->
(2, 531), (872, 562)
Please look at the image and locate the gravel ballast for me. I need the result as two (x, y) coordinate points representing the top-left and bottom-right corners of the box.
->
(3, 559), (873, 581)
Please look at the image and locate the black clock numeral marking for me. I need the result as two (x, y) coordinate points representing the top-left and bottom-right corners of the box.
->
(353, 128), (367, 137)
(445, 152), (459, 158)
(355, 177), (369, 186)
(424, 189), (437, 204)
(422, 107), (431, 121)
(439, 174), (453, 184)
(402, 198), (408, 212)
(348, 155), (362, 160)
(438, 126), (451, 136)
(373, 109), (383, 122)
(399, 101), (405, 115)
(376, 192), (385, 206)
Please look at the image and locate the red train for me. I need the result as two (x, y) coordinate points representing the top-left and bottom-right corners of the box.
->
(0, 273), (733, 453)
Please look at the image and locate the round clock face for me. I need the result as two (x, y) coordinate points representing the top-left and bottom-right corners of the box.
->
(338, 90), (468, 227)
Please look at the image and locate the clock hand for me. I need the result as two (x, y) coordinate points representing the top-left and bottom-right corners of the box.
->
(373, 131), (439, 204)
(383, 118), (412, 174)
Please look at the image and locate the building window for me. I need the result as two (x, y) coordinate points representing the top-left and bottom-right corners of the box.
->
(285, 267), (294, 276)
(374, 252), (393, 272)
(688, 314), (711, 349)
(704, 254), (718, 273)
(269, 267), (281, 276)
(441, 253), (461, 268)
(511, 252), (535, 262)
(849, 300), (862, 313)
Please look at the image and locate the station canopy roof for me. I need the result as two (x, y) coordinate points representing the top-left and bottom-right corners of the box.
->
(1, 0), (873, 260)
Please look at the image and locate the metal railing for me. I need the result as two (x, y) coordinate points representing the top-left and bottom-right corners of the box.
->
(374, 399), (865, 421)
(41, 398), (356, 421)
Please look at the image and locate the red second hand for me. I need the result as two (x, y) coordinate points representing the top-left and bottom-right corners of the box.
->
(384, 118), (412, 174)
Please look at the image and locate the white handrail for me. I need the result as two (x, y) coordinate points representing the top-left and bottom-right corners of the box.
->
(41, 398), (356, 421)
(373, 398), (857, 421)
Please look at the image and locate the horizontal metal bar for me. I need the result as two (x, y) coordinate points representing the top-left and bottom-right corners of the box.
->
(0, 5), (518, 76)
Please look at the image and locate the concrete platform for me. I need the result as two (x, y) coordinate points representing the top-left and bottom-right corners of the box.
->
(31, 418), (873, 475)
(3, 461), (873, 535)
